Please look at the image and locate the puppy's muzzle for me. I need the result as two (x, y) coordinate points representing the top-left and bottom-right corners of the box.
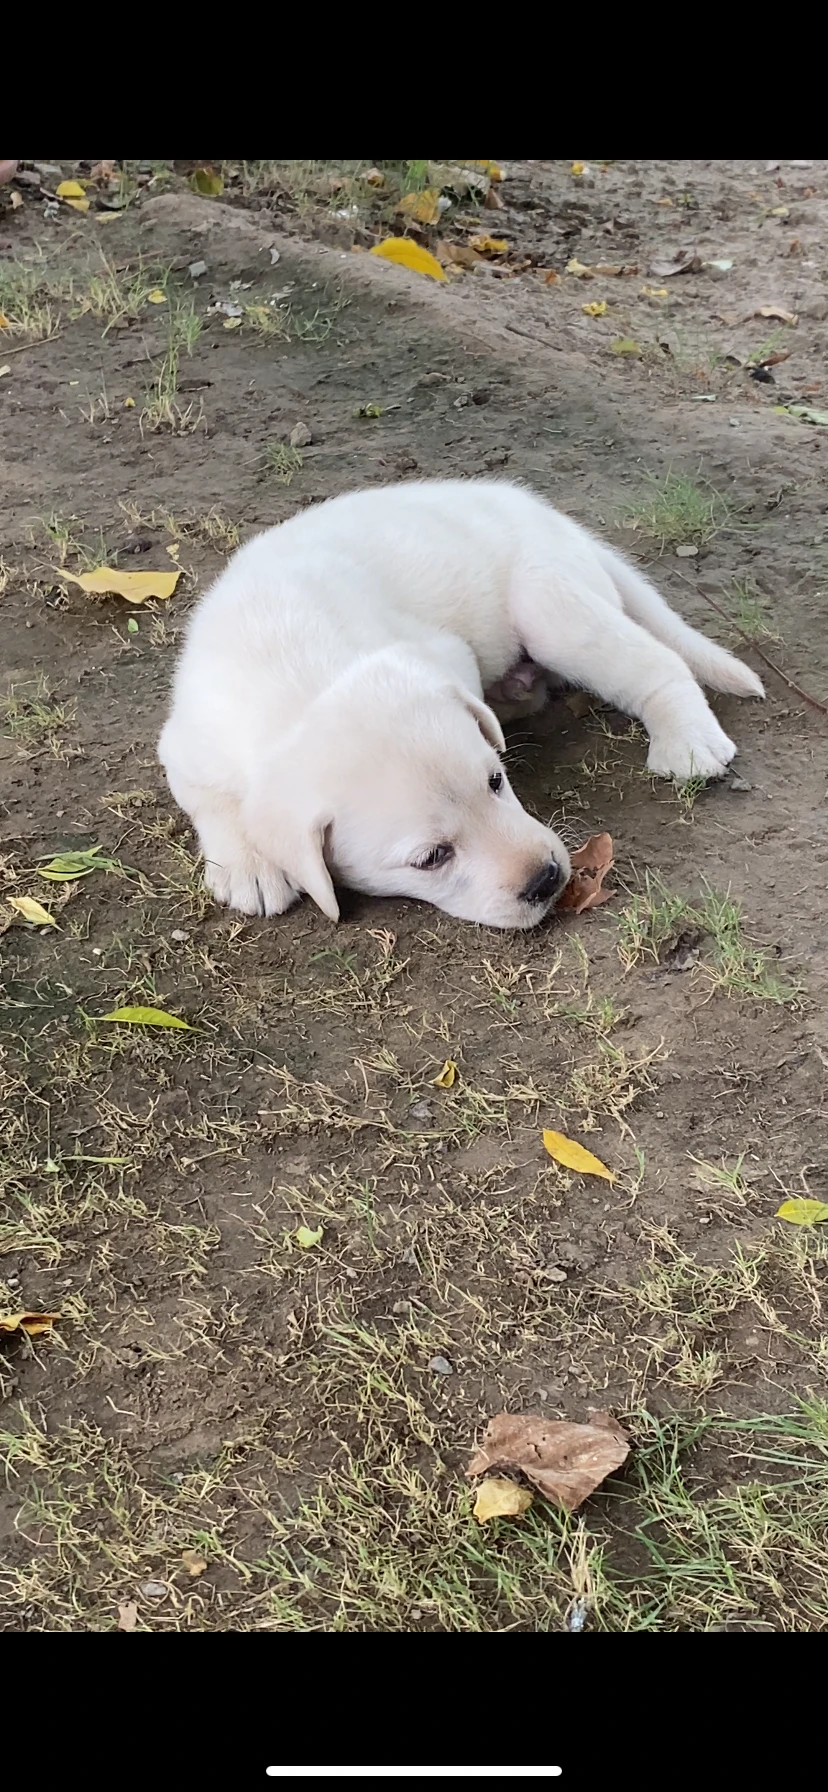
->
(520, 860), (565, 906)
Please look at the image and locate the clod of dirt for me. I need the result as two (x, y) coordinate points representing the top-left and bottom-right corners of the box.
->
(467, 1411), (629, 1512)
(290, 421), (313, 448)
(557, 832), (615, 914)
(118, 1601), (138, 1632)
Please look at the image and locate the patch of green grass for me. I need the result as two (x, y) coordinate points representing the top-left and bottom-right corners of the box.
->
(727, 575), (781, 643)
(616, 874), (798, 1003)
(0, 675), (74, 760)
(622, 472), (731, 548)
(264, 443), (303, 485)
(141, 297), (202, 434)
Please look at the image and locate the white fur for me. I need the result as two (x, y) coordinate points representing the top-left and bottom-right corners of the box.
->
(159, 479), (763, 927)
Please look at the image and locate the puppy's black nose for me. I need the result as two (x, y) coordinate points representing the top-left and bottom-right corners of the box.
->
(520, 860), (564, 905)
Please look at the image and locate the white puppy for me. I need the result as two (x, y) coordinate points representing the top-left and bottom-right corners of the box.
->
(159, 479), (763, 928)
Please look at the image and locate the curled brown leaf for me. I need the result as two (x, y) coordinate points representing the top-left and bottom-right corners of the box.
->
(557, 832), (615, 914)
(467, 1410), (629, 1513)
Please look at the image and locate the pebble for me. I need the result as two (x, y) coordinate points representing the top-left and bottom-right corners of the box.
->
(171, 928), (190, 942)
(428, 1355), (453, 1376)
(139, 1580), (168, 1599)
(188, 260), (207, 280)
(290, 421), (313, 449)
(730, 776), (752, 792)
(675, 544), (698, 558)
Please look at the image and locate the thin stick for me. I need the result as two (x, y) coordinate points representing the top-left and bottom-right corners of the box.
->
(677, 575), (828, 718)
(0, 332), (63, 357)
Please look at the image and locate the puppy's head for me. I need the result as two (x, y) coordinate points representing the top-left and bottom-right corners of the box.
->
(243, 652), (570, 928)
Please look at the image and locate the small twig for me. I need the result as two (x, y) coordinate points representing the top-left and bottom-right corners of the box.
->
(677, 574), (828, 717)
(0, 332), (63, 357)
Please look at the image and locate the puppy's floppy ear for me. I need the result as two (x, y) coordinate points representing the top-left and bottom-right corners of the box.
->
(242, 762), (339, 923)
(461, 690), (506, 754)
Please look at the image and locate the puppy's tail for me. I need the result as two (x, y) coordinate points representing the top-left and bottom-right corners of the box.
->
(597, 543), (765, 698)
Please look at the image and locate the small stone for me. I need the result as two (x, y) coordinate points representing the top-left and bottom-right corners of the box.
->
(428, 1354), (453, 1376)
(730, 776), (752, 792)
(33, 162), (62, 179)
(545, 1267), (568, 1284)
(675, 544), (698, 558)
(139, 1580), (167, 1600)
(410, 1606), (423, 1620)
(188, 259), (207, 280)
(92, 947), (102, 958)
(290, 421), (313, 449)
(392, 1300), (410, 1315)
(171, 928), (190, 942)
(408, 1100), (434, 1125)
(270, 247), (281, 265)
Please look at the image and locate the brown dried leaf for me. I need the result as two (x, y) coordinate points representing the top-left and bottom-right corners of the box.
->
(0, 1310), (61, 1337)
(649, 254), (703, 278)
(756, 305), (798, 325)
(467, 1411), (629, 1513)
(557, 832), (615, 915)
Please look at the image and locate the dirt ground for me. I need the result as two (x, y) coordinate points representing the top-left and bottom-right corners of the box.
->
(1, 159), (827, 1633)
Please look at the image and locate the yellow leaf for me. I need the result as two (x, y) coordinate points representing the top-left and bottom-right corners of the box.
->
(462, 160), (503, 182)
(397, 187), (442, 225)
(610, 338), (642, 356)
(98, 1006), (192, 1029)
(38, 845), (106, 881)
(776, 1198), (828, 1227)
(571, 161), (586, 175)
(542, 1129), (614, 1182)
(8, 896), (57, 927)
(56, 180), (85, 199)
(147, 288), (167, 304)
(434, 1059), (457, 1089)
(582, 300), (607, 317)
(473, 1477), (533, 1523)
(124, 396), (135, 407)
(640, 285), (669, 299)
(565, 258), (594, 278)
(296, 1225), (323, 1249)
(223, 316), (242, 330)
(370, 238), (447, 282)
(63, 198), (90, 213)
(0, 1311), (61, 1337)
(191, 167), (224, 198)
(0, 314), (9, 328)
(181, 1549), (207, 1577)
(57, 565), (181, 604)
(468, 235), (508, 255)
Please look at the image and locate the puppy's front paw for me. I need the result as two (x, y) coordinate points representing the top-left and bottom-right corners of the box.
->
(203, 853), (298, 917)
(646, 717), (737, 780)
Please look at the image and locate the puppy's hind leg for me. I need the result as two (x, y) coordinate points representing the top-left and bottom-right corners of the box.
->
(189, 790), (300, 917)
(511, 576), (739, 779)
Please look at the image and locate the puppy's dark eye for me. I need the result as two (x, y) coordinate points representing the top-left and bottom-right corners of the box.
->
(488, 770), (503, 794)
(415, 843), (454, 870)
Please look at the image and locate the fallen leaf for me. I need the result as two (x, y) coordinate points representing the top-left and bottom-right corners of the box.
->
(57, 565), (181, 604)
(434, 1059), (457, 1089)
(610, 338), (642, 356)
(127, 618), (139, 634)
(147, 288), (167, 304)
(769, 205), (789, 218)
(369, 238), (447, 282)
(64, 197), (91, 214)
(181, 1549), (208, 1577)
(296, 1224), (323, 1249)
(756, 305), (798, 325)
(640, 285), (669, 299)
(56, 179), (86, 199)
(593, 263), (628, 276)
(436, 242), (480, 271)
(397, 188), (441, 226)
(117, 1602), (138, 1632)
(582, 300), (607, 317)
(37, 845), (109, 881)
(571, 162), (586, 176)
(8, 896), (57, 927)
(365, 168), (385, 188)
(0, 314), (9, 328)
(0, 1311), (61, 1337)
(191, 167), (223, 198)
(124, 395), (135, 407)
(753, 350), (790, 369)
(542, 1129), (615, 1182)
(649, 254), (702, 278)
(543, 269), (560, 285)
(473, 1477), (534, 1523)
(467, 1411), (629, 1513)
(223, 316), (242, 330)
(355, 402), (383, 418)
(776, 1198), (828, 1227)
(565, 258), (594, 279)
(98, 1006), (192, 1029)
(0, 366), (10, 378)
(557, 831), (615, 915)
(461, 160), (503, 183)
(468, 235), (508, 256)
(776, 404), (828, 427)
